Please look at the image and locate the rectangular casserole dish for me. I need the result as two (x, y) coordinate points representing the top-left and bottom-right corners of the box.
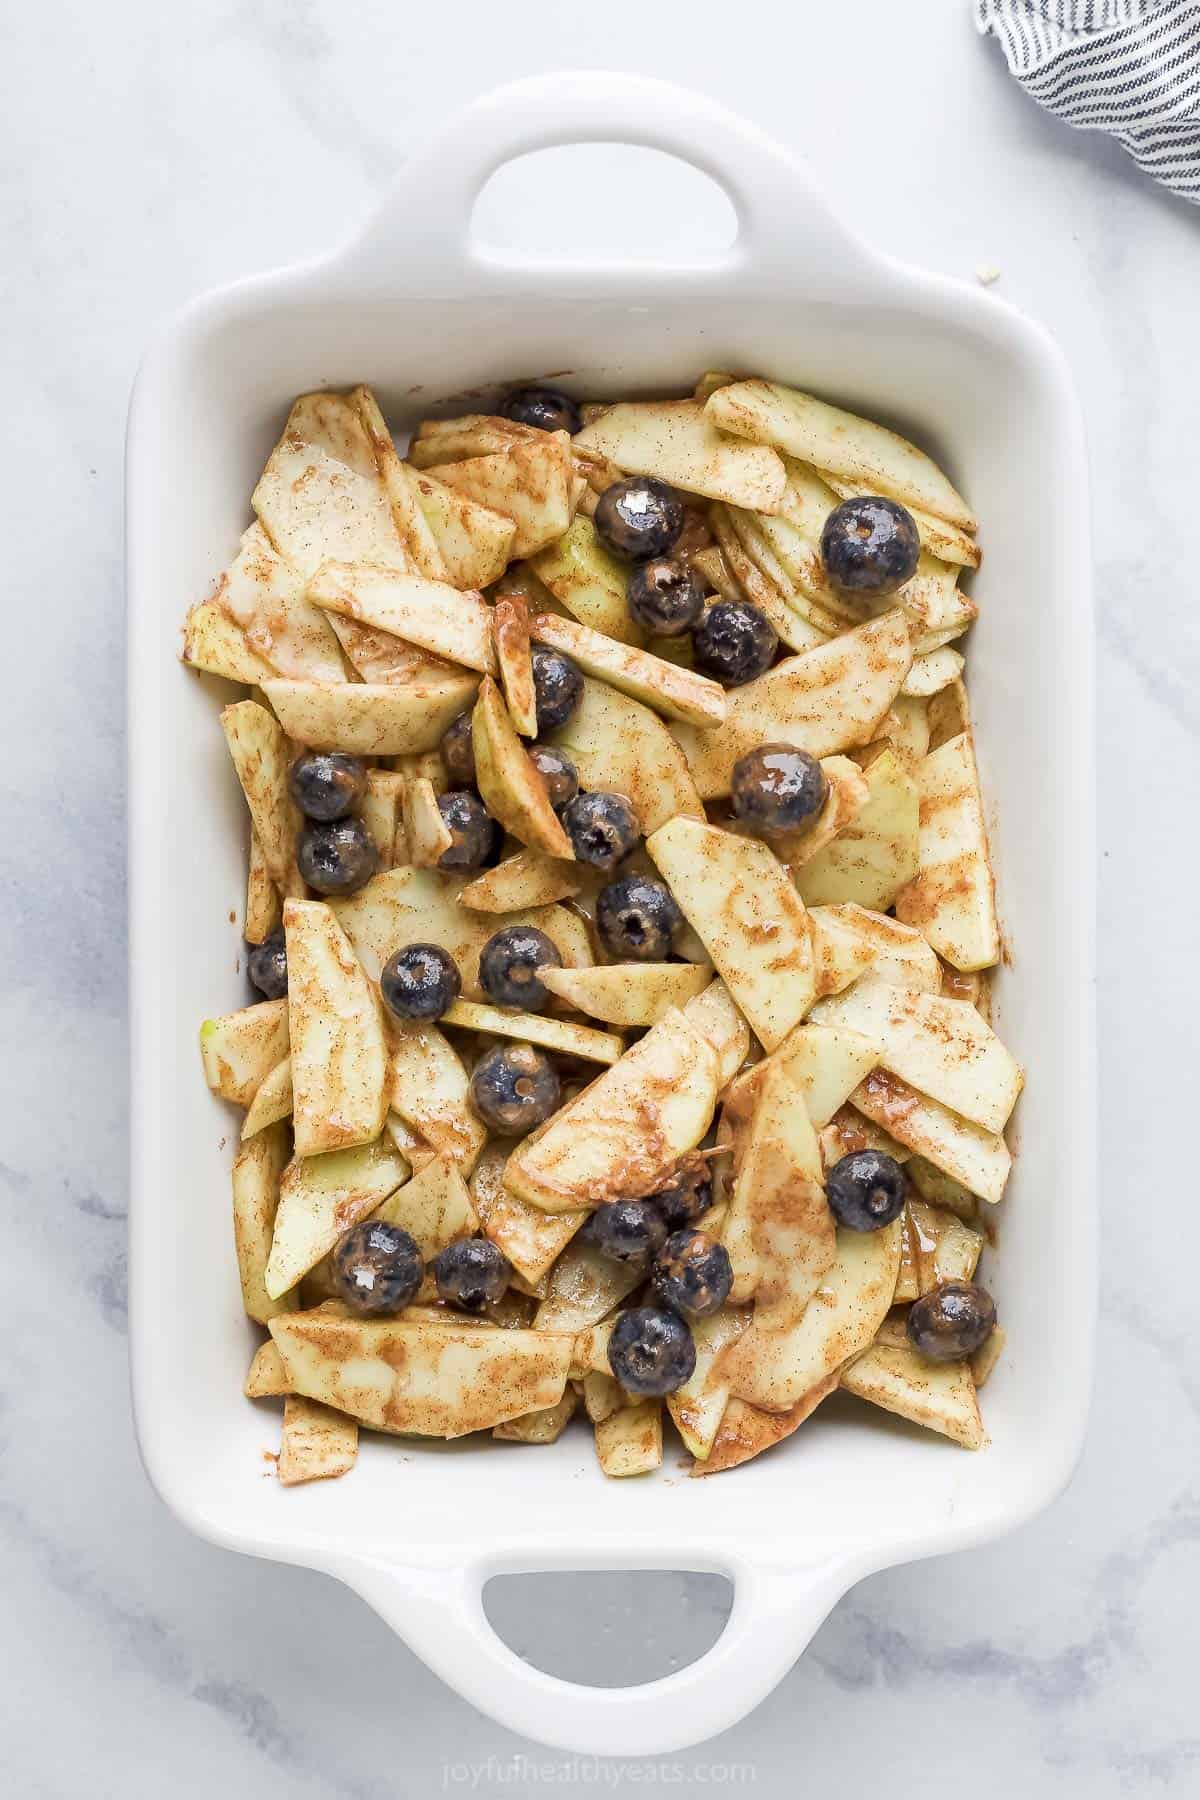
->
(127, 72), (1095, 1758)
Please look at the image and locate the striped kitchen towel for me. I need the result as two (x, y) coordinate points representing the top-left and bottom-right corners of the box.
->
(976, 0), (1200, 202)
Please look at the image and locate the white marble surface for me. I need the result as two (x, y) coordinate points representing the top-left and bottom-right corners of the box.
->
(3, 0), (1198, 1792)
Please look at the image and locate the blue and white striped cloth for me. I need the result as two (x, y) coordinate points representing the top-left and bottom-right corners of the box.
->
(976, 0), (1200, 202)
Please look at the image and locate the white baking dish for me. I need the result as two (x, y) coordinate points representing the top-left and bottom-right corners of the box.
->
(127, 73), (1095, 1758)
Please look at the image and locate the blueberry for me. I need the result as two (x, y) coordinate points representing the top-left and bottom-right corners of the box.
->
(528, 744), (578, 810)
(433, 1236), (513, 1312)
(470, 1042), (561, 1136)
(561, 791), (640, 871)
(595, 874), (682, 961)
(531, 646), (584, 733)
(440, 712), (475, 786)
(288, 751), (368, 822)
(820, 496), (920, 598)
(479, 925), (562, 1011)
(692, 600), (778, 686)
(647, 1163), (713, 1230)
(584, 1200), (668, 1267)
(626, 558), (704, 636)
(381, 942), (461, 1022)
(907, 1281), (997, 1361)
(501, 386), (582, 436)
(247, 929), (287, 999)
(594, 477), (684, 561)
(298, 817), (379, 896)
(825, 1150), (907, 1232)
(731, 744), (829, 837)
(650, 1229), (732, 1319)
(608, 1306), (696, 1396)
(436, 790), (499, 871)
(331, 1220), (423, 1316)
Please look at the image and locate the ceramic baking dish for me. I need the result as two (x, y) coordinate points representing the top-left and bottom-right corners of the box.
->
(127, 73), (1095, 1758)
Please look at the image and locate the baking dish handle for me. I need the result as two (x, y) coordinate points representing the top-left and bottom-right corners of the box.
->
(338, 1553), (850, 1757)
(340, 71), (876, 291)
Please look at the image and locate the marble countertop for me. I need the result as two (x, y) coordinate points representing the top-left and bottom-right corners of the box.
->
(4, 0), (1198, 1793)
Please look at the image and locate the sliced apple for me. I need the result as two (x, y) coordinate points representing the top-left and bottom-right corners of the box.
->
(357, 771), (402, 874)
(852, 1069), (1011, 1204)
(690, 1373), (840, 1476)
(884, 694), (932, 772)
(331, 866), (590, 994)
(594, 1400), (663, 1477)
(689, 544), (743, 604)
(240, 1055), (293, 1141)
(404, 775), (453, 867)
(387, 1022), (487, 1171)
(821, 470), (981, 567)
(667, 1307), (752, 1459)
(819, 1103), (911, 1169)
(719, 1218), (902, 1410)
(646, 817), (814, 1052)
(720, 1061), (836, 1330)
(927, 679), (971, 752)
(220, 699), (304, 895)
(533, 1240), (644, 1331)
(409, 414), (542, 464)
(307, 560), (496, 674)
(575, 400), (786, 511)
(440, 999), (621, 1064)
(906, 1153), (978, 1220)
(285, 899), (388, 1157)
(723, 1023), (881, 1139)
(231, 1121), (295, 1323)
(252, 392), (408, 576)
(773, 755), (870, 869)
(582, 1371), (623, 1424)
(471, 675), (574, 857)
(270, 1311), (572, 1436)
(895, 1208), (921, 1303)
(971, 1325), (1005, 1389)
(351, 386), (448, 579)
(245, 1337), (291, 1398)
(244, 827), (282, 946)
(811, 976), (1022, 1133)
(708, 506), (829, 652)
(494, 1389), (578, 1444)
(422, 435), (572, 558)
(182, 600), (275, 683)
(276, 1395), (359, 1485)
(682, 978), (752, 1087)
(505, 1008), (721, 1213)
(532, 612), (725, 729)
(705, 382), (975, 530)
(200, 998), (290, 1107)
(264, 1137), (410, 1298)
(895, 732), (999, 972)
(722, 499), (855, 632)
(903, 645), (965, 698)
(809, 904), (941, 996)
(492, 594), (537, 735)
(538, 961), (712, 1028)
(325, 613), (459, 685)
(793, 745), (918, 912)
(907, 1198), (984, 1291)
(215, 522), (347, 682)
(262, 676), (480, 757)
(459, 850), (581, 912)
(528, 512), (644, 644)
(840, 1341), (985, 1449)
(468, 1144), (583, 1288)
(545, 677), (703, 834)
(671, 610), (912, 799)
(409, 469), (516, 589)
(373, 1151), (478, 1260)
